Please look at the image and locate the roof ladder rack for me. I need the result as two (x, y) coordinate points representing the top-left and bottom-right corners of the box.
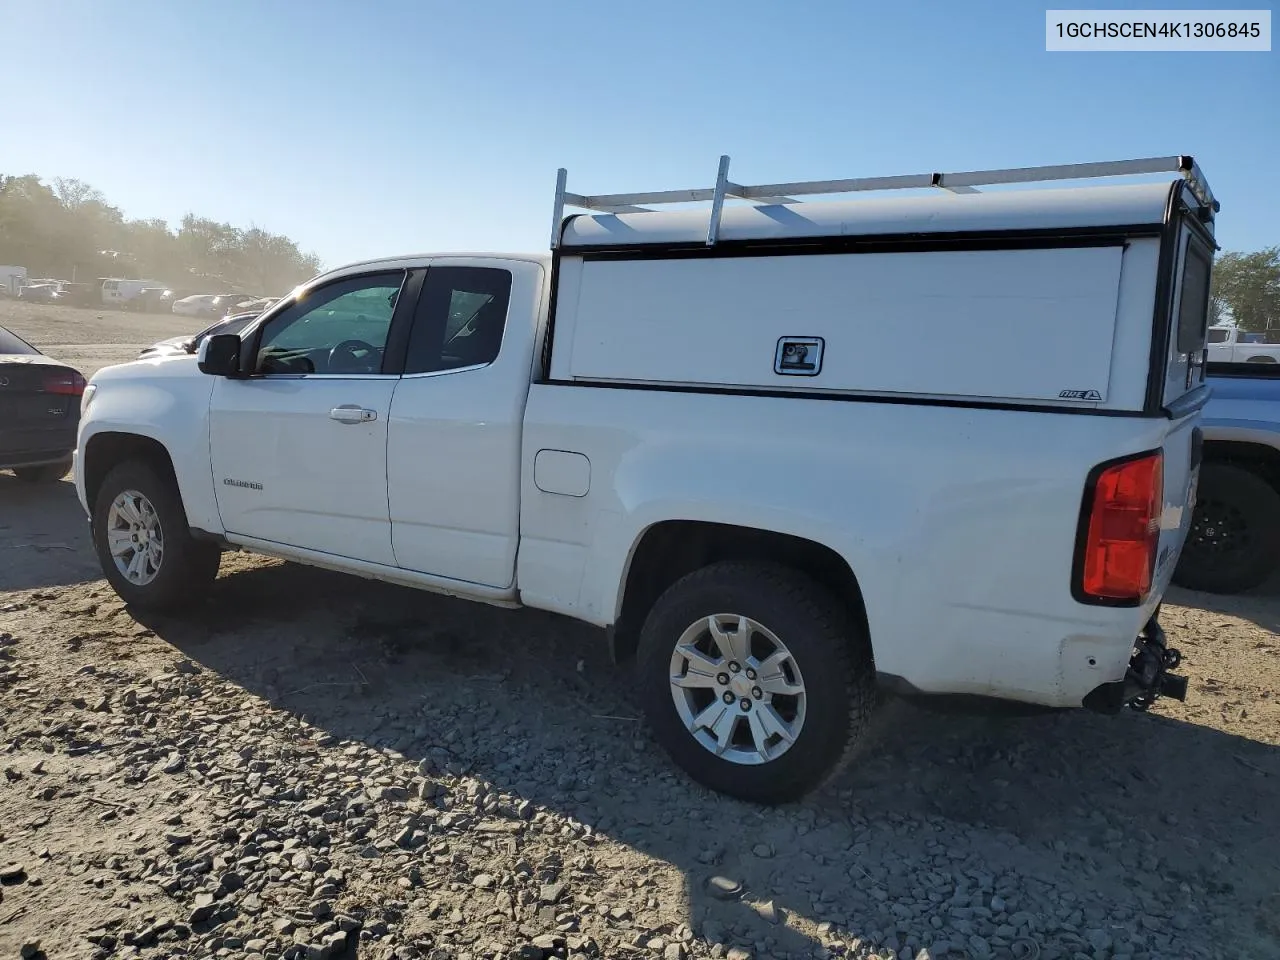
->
(551, 154), (1216, 249)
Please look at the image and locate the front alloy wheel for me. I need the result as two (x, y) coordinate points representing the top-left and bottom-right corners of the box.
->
(105, 489), (165, 585)
(92, 461), (221, 611)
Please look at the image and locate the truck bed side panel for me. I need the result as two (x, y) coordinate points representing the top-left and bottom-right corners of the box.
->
(519, 385), (1182, 707)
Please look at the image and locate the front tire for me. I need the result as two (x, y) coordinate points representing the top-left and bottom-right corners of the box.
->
(92, 461), (220, 611)
(637, 561), (876, 804)
(13, 459), (72, 483)
(1173, 463), (1280, 594)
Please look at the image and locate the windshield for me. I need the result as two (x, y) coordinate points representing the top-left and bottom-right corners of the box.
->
(0, 325), (41, 355)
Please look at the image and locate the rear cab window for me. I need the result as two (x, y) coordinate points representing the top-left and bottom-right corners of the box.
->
(404, 267), (512, 374)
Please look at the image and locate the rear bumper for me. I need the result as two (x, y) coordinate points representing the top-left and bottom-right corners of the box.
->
(876, 602), (1187, 710)
(1082, 614), (1188, 714)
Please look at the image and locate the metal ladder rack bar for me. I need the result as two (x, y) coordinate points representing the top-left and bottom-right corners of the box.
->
(551, 154), (1215, 249)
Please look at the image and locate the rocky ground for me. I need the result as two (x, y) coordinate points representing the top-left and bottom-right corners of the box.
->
(1, 305), (1279, 960)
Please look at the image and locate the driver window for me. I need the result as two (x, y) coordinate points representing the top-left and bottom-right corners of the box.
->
(254, 271), (405, 375)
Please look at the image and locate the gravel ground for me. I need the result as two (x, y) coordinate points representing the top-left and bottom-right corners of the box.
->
(1, 305), (1279, 960)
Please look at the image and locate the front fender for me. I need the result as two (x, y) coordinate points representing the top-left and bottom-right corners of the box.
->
(75, 359), (221, 532)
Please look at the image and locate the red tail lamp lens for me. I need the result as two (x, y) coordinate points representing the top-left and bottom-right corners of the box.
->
(1080, 452), (1163, 602)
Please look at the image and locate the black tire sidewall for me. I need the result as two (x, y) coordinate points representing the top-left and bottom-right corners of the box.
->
(1175, 463), (1280, 594)
(637, 562), (868, 804)
(92, 462), (215, 610)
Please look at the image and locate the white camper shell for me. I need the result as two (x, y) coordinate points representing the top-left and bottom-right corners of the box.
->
(549, 155), (1216, 418)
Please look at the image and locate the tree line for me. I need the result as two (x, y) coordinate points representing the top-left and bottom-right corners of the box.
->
(1212, 246), (1280, 333)
(0, 174), (322, 297)
(0, 171), (1276, 324)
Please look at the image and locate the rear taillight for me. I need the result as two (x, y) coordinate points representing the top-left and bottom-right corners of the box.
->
(43, 371), (87, 396)
(1076, 451), (1163, 604)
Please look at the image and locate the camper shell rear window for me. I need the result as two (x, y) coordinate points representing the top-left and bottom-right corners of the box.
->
(1176, 241), (1213, 356)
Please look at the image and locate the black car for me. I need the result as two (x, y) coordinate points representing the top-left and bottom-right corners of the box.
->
(0, 325), (86, 482)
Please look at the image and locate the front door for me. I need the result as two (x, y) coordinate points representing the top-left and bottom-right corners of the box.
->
(209, 269), (410, 566)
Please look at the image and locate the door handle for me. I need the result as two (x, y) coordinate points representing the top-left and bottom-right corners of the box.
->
(329, 405), (377, 423)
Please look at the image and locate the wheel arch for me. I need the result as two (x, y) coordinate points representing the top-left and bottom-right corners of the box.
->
(610, 519), (871, 666)
(83, 432), (181, 519)
(1201, 436), (1280, 491)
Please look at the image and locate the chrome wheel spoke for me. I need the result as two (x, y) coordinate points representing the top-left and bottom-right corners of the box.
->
(671, 644), (722, 689)
(116, 495), (143, 527)
(756, 704), (797, 745)
(691, 700), (727, 733)
(126, 549), (146, 582)
(757, 651), (803, 697)
(692, 701), (738, 756)
(708, 615), (751, 664)
(107, 529), (134, 557)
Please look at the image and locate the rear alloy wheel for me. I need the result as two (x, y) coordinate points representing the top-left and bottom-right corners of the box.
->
(667, 613), (807, 766)
(13, 458), (72, 483)
(1173, 463), (1280, 594)
(92, 461), (220, 610)
(638, 561), (876, 804)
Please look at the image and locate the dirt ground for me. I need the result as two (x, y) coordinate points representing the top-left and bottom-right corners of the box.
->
(1, 300), (196, 379)
(1, 304), (1279, 960)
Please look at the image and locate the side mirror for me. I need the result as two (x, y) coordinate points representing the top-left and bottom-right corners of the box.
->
(198, 333), (243, 377)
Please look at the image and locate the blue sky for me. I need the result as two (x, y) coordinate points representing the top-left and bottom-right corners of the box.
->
(2, 0), (1276, 269)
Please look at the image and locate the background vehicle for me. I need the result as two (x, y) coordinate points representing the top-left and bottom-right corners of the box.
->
(18, 283), (66, 303)
(0, 324), (85, 482)
(231, 296), (278, 314)
(1173, 362), (1280, 593)
(172, 293), (251, 318)
(137, 311), (261, 360)
(76, 155), (1211, 802)
(58, 282), (101, 307)
(101, 278), (162, 308)
(0, 266), (27, 296)
(127, 287), (176, 313)
(1205, 325), (1280, 364)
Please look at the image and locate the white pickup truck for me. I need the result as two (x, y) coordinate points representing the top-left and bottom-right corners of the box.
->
(75, 155), (1215, 803)
(1205, 325), (1280, 364)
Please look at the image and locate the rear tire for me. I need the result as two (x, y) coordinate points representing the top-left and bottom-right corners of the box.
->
(637, 561), (876, 804)
(92, 461), (220, 611)
(13, 459), (72, 483)
(1173, 463), (1280, 594)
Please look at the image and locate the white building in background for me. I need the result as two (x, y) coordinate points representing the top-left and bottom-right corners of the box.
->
(0, 265), (27, 295)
